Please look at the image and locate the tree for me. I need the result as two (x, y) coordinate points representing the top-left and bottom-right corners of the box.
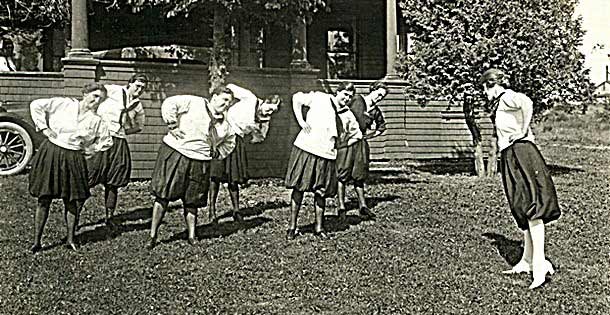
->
(0, 0), (69, 29)
(122, 0), (329, 91)
(0, 1), (69, 71)
(396, 0), (592, 176)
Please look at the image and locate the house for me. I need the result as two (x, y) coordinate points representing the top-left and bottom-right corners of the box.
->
(0, 0), (492, 179)
(593, 80), (610, 98)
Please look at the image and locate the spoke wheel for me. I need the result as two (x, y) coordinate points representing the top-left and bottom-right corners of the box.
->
(0, 122), (34, 176)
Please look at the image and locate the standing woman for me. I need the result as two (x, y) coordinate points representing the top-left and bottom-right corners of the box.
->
(285, 82), (355, 239)
(481, 68), (561, 289)
(87, 74), (148, 226)
(209, 84), (281, 223)
(29, 83), (112, 252)
(338, 81), (388, 220)
(147, 86), (235, 248)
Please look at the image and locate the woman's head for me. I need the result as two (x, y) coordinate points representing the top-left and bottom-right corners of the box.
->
(368, 81), (388, 104)
(480, 68), (507, 100)
(209, 85), (235, 115)
(334, 82), (356, 106)
(259, 94), (281, 117)
(127, 73), (148, 99)
(81, 82), (107, 111)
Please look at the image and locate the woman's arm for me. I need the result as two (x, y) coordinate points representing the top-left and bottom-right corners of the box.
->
(227, 84), (257, 106)
(506, 93), (534, 143)
(519, 94), (533, 133)
(292, 92), (312, 133)
(372, 107), (387, 135)
(161, 96), (188, 138)
(84, 118), (113, 155)
(29, 98), (58, 138)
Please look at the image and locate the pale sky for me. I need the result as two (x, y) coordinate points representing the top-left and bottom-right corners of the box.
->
(575, 0), (610, 84)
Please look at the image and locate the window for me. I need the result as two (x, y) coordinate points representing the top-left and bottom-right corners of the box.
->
(326, 29), (356, 79)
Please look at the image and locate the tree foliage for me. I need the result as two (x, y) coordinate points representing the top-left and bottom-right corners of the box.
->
(0, 0), (69, 30)
(397, 0), (592, 114)
(123, 0), (328, 26)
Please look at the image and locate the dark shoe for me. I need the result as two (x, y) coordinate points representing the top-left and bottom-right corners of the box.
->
(30, 244), (42, 254)
(65, 241), (79, 251)
(286, 229), (297, 240)
(314, 230), (329, 239)
(338, 208), (347, 222)
(146, 236), (157, 250)
(105, 218), (118, 228)
(359, 207), (376, 220)
(187, 237), (197, 246)
(232, 212), (244, 223)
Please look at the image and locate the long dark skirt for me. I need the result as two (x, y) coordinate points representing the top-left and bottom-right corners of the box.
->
(149, 143), (210, 208)
(210, 135), (248, 184)
(87, 137), (131, 188)
(500, 141), (561, 230)
(285, 146), (337, 197)
(28, 140), (90, 202)
(336, 139), (369, 183)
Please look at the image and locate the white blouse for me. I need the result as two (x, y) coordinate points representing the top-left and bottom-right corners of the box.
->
(97, 84), (146, 139)
(292, 91), (339, 160)
(161, 95), (235, 161)
(494, 89), (536, 151)
(226, 84), (270, 142)
(30, 97), (113, 153)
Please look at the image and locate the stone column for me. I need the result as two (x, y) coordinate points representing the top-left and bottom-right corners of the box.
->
(290, 17), (312, 69)
(67, 0), (92, 58)
(385, 0), (399, 79)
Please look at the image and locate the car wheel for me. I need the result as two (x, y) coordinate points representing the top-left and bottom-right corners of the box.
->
(0, 122), (34, 176)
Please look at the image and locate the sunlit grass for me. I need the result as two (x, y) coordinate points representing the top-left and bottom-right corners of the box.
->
(1, 110), (609, 314)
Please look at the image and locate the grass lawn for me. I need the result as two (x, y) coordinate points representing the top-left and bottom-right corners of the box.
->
(1, 110), (609, 314)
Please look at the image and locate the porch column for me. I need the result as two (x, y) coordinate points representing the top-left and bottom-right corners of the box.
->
(290, 17), (312, 69)
(385, 0), (399, 79)
(67, 0), (92, 58)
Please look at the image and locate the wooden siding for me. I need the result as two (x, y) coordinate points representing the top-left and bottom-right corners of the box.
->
(1, 65), (494, 180)
(320, 79), (494, 160)
(0, 72), (65, 123)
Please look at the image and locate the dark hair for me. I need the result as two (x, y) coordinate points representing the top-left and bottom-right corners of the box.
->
(211, 85), (234, 98)
(263, 94), (282, 105)
(81, 82), (107, 96)
(128, 73), (149, 84)
(335, 82), (356, 94)
(369, 81), (388, 93)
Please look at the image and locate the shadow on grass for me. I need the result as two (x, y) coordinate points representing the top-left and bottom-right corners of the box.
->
(162, 217), (273, 243)
(412, 159), (476, 176)
(367, 173), (428, 185)
(78, 205), (178, 230)
(298, 195), (400, 235)
(342, 194), (401, 212)
(547, 164), (584, 176)
(482, 232), (523, 266)
(75, 206), (155, 246)
(214, 199), (289, 220)
(298, 214), (372, 235)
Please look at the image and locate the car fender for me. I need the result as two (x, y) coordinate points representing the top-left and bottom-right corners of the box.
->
(0, 111), (44, 148)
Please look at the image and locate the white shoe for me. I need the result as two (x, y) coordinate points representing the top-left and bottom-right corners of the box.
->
(529, 260), (555, 289)
(502, 260), (532, 274)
